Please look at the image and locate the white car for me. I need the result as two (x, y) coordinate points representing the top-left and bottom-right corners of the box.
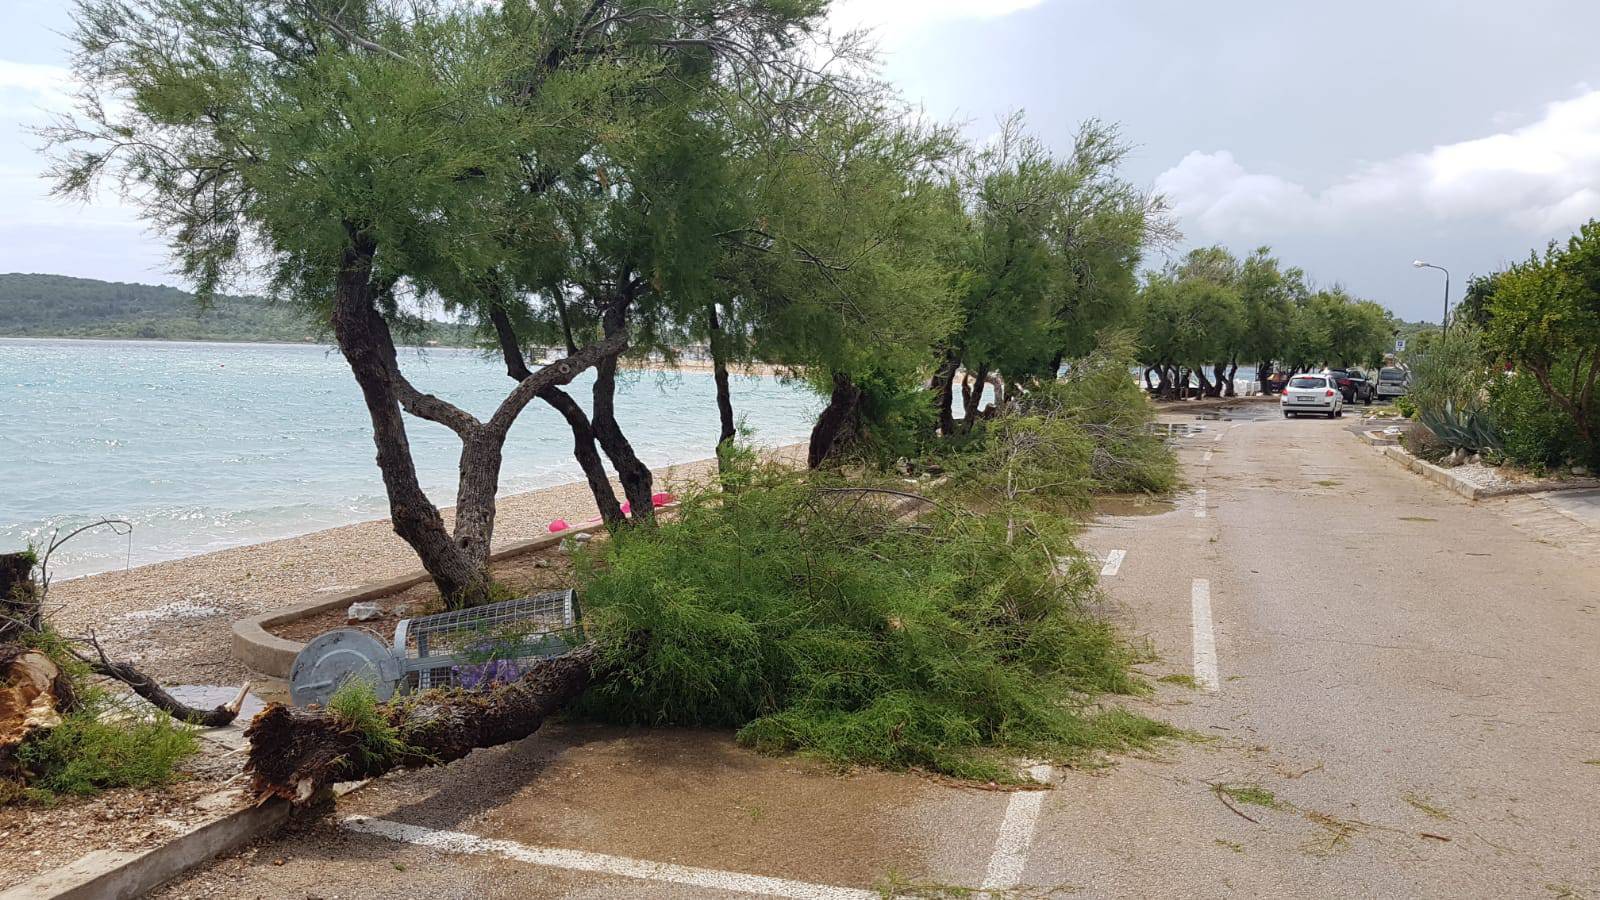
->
(1281, 374), (1345, 418)
(1375, 366), (1410, 399)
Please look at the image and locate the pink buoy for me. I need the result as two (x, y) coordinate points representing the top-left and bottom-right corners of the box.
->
(548, 519), (569, 533)
(652, 492), (675, 506)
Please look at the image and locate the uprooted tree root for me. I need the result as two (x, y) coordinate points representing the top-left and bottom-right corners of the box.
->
(245, 642), (598, 803)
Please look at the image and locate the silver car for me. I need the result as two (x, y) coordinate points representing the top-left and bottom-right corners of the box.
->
(1281, 373), (1345, 418)
(1375, 366), (1410, 399)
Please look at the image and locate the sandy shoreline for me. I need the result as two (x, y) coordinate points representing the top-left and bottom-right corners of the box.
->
(51, 443), (806, 687)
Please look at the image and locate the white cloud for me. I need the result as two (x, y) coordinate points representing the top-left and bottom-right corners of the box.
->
(0, 59), (72, 119)
(1157, 88), (1600, 241)
(827, 0), (1047, 38)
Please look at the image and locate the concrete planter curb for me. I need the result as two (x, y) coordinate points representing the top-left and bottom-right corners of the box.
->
(1378, 445), (1595, 500)
(1382, 445), (1485, 500)
(0, 793), (288, 900)
(232, 514), (657, 679)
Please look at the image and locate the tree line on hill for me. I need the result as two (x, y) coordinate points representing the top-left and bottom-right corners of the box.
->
(0, 273), (473, 345)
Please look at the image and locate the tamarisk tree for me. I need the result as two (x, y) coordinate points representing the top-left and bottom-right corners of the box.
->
(50, 0), (830, 601)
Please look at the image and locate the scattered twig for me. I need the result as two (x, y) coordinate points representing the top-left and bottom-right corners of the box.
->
(1209, 782), (1260, 824)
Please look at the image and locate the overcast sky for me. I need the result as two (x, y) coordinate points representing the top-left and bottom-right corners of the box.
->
(3, 0), (1599, 322)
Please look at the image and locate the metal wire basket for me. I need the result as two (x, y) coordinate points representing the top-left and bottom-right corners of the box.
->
(289, 589), (582, 707)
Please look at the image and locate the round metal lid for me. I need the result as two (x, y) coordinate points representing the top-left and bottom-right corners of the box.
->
(289, 628), (398, 708)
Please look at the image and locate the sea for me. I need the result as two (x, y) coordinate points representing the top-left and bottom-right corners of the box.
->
(0, 338), (820, 579)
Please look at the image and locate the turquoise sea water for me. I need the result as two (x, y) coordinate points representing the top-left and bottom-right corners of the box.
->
(0, 338), (819, 578)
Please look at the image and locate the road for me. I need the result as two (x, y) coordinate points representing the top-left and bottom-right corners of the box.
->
(158, 406), (1600, 899)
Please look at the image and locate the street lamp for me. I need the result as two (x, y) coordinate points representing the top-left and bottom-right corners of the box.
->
(1412, 260), (1451, 335)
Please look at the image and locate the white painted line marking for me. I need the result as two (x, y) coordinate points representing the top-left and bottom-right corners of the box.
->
(1212, 432), (1223, 442)
(1202, 449), (1214, 464)
(1191, 578), (1219, 692)
(342, 817), (877, 900)
(1193, 489), (1207, 518)
(1101, 549), (1126, 577)
(981, 765), (1054, 890)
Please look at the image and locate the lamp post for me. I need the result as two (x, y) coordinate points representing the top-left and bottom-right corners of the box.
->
(1412, 260), (1450, 335)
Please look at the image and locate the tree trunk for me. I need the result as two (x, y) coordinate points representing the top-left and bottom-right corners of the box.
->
(708, 302), (737, 472)
(931, 350), (958, 437)
(329, 233), (489, 604)
(246, 643), (598, 804)
(487, 304), (625, 529)
(1195, 366), (1215, 398)
(591, 305), (654, 524)
(1224, 357), (1238, 398)
(808, 371), (863, 469)
(960, 362), (990, 433)
(541, 387), (625, 528)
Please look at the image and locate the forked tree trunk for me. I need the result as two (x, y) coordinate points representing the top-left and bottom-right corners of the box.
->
(330, 231), (624, 606)
(246, 643), (599, 804)
(591, 311), (655, 524)
(330, 235), (487, 604)
(808, 371), (863, 469)
(708, 302), (737, 471)
(488, 305), (625, 529)
(932, 350), (958, 437)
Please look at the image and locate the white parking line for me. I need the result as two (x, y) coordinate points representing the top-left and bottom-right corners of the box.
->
(980, 765), (1054, 890)
(1212, 432), (1223, 442)
(342, 816), (878, 900)
(1202, 449), (1214, 464)
(1100, 549), (1126, 577)
(1193, 489), (1207, 518)
(1190, 579), (1219, 691)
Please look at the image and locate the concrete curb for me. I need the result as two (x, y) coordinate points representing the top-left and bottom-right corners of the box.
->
(0, 793), (289, 900)
(1381, 445), (1485, 500)
(1357, 429), (1400, 446)
(232, 512), (668, 679)
(1379, 444), (1600, 500)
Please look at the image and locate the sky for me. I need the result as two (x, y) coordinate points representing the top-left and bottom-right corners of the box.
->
(3, 0), (1599, 322)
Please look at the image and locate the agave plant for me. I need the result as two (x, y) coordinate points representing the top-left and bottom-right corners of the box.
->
(1419, 399), (1503, 453)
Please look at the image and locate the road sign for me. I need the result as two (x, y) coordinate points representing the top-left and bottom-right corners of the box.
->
(1395, 338), (1407, 352)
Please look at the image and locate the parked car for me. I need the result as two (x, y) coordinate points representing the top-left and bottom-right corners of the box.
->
(1281, 373), (1345, 418)
(1327, 368), (1376, 404)
(1375, 366), (1410, 400)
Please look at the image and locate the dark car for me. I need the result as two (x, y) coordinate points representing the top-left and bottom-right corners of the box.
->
(1327, 368), (1376, 404)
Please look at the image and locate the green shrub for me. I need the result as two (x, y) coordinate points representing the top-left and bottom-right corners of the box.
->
(575, 463), (1171, 780)
(1393, 395), (1417, 418)
(1407, 327), (1490, 419)
(1016, 336), (1177, 495)
(1489, 369), (1586, 470)
(326, 678), (414, 770)
(16, 694), (197, 800)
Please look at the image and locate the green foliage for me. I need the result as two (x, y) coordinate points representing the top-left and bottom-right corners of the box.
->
(326, 678), (411, 770)
(1418, 400), (1501, 454)
(946, 115), (1163, 394)
(1407, 327), (1490, 419)
(1489, 367), (1588, 470)
(15, 693), (197, 801)
(1393, 395), (1417, 418)
(1020, 335), (1176, 494)
(1483, 219), (1600, 457)
(575, 462), (1172, 780)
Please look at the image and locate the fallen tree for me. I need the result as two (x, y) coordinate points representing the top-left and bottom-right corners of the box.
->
(245, 643), (598, 803)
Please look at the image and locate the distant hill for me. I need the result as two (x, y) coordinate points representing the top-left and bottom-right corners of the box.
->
(0, 273), (475, 346)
